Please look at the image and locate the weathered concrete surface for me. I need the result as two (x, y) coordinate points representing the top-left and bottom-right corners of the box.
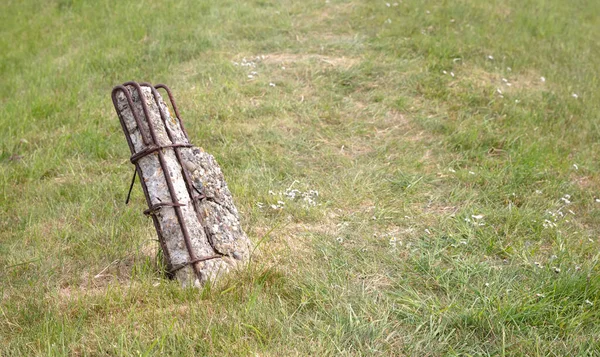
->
(114, 84), (251, 287)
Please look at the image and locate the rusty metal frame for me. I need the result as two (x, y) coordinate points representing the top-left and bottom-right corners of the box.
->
(111, 81), (221, 280)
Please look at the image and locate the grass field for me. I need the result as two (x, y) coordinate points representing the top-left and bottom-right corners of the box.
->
(2, 0), (600, 355)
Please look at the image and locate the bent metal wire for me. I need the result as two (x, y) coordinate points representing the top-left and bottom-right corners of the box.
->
(111, 82), (221, 280)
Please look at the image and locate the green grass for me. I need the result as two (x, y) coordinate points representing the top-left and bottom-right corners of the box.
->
(2, 0), (600, 355)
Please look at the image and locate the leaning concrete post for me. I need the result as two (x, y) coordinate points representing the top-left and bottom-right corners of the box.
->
(111, 81), (251, 287)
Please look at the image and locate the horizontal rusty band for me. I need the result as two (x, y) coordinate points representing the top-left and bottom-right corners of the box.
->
(191, 193), (224, 206)
(168, 255), (223, 274)
(191, 193), (206, 201)
(130, 143), (193, 164)
(143, 202), (186, 216)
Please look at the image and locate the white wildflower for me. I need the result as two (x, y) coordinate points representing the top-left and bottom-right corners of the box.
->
(572, 93), (579, 99)
(488, 55), (494, 60)
(540, 76), (546, 82)
(471, 214), (484, 220)
(269, 82), (276, 87)
(279, 186), (320, 208)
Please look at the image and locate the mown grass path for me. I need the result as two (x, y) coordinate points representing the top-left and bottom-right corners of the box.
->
(1, 0), (599, 355)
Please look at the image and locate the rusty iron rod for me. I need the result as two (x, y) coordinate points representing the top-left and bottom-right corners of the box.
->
(124, 81), (203, 281)
(142, 83), (226, 260)
(111, 85), (173, 268)
(112, 81), (206, 280)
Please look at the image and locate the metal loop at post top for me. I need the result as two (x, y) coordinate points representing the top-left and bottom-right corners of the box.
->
(155, 83), (190, 141)
(111, 85), (152, 146)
